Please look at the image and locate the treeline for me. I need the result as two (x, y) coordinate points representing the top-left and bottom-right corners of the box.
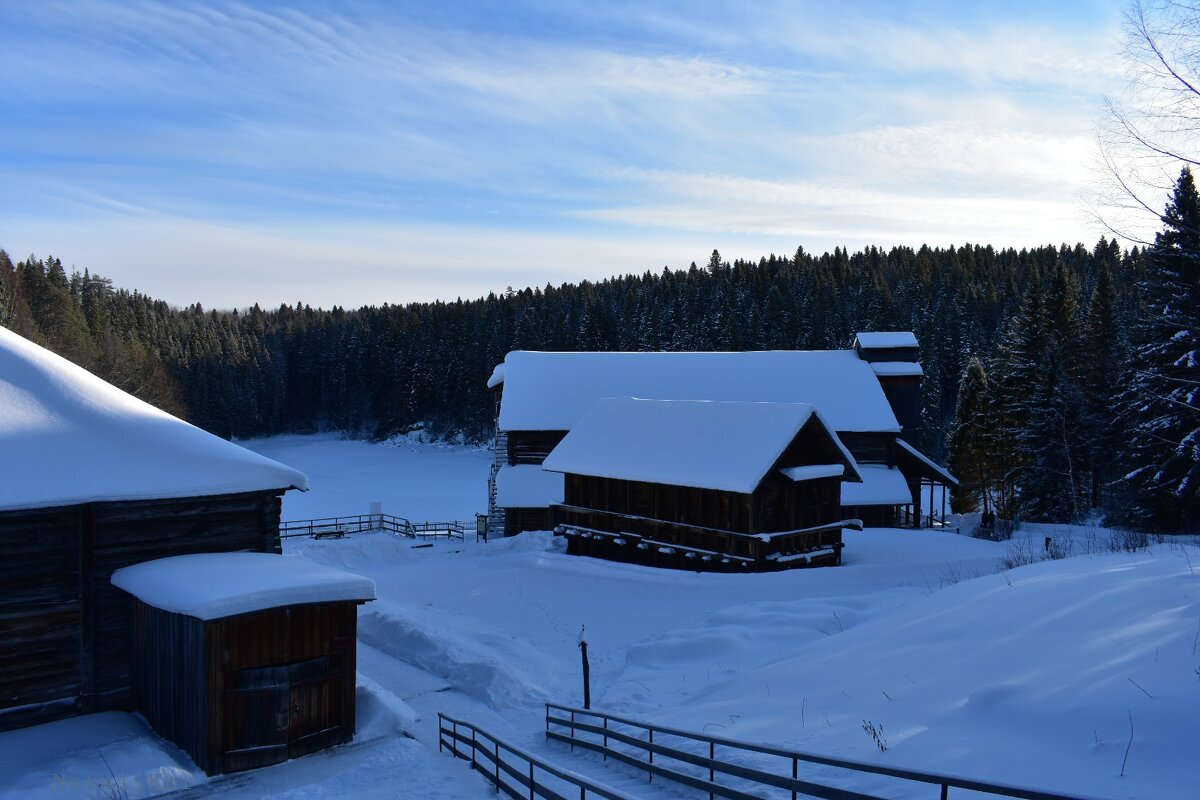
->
(1, 195), (1194, 530)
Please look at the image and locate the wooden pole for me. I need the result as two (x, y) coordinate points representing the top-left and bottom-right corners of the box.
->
(579, 639), (591, 709)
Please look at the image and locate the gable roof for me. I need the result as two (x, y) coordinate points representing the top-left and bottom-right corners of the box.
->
(0, 327), (308, 512)
(494, 350), (901, 434)
(541, 398), (858, 494)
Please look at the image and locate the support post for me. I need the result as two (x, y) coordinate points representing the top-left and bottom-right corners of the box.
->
(579, 631), (591, 710)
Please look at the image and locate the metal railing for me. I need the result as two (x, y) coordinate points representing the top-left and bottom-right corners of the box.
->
(279, 514), (468, 541)
(545, 704), (1105, 800)
(438, 712), (637, 800)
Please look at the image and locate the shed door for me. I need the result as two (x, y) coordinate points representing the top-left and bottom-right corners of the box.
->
(219, 603), (355, 772)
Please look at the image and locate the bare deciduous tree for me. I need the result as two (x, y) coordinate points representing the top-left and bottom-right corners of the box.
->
(1095, 1), (1200, 241)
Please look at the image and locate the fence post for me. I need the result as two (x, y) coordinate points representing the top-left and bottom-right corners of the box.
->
(700, 743), (710, 796)
(791, 756), (798, 800)
(570, 710), (575, 752)
(648, 728), (654, 783)
(494, 740), (500, 793)
(529, 762), (535, 800)
(603, 717), (608, 761)
(450, 720), (457, 757)
(438, 715), (443, 753)
(472, 728), (477, 767)
(941, 784), (949, 800)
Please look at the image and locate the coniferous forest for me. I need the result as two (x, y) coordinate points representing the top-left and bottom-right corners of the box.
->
(2, 171), (1197, 533)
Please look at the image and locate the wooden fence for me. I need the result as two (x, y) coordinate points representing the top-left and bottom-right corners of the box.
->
(438, 712), (637, 800)
(544, 703), (1105, 800)
(279, 514), (468, 541)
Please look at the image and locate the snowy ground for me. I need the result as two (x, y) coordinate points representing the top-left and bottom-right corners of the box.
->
(3, 435), (1197, 800)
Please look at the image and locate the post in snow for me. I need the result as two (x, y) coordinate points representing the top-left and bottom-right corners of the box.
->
(578, 624), (591, 709)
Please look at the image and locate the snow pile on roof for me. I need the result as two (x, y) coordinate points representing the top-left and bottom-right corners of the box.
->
(543, 398), (854, 494)
(111, 552), (375, 620)
(486, 364), (504, 389)
(779, 464), (844, 482)
(854, 331), (919, 349)
(870, 361), (924, 377)
(0, 327), (308, 512)
(495, 465), (563, 507)
(841, 465), (912, 506)
(897, 439), (959, 486)
(494, 350), (901, 433)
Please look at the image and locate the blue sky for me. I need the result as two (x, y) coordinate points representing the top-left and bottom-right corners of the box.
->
(0, 1), (1126, 309)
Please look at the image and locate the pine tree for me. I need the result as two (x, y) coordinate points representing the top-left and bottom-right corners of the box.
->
(1114, 167), (1200, 531)
(946, 357), (992, 513)
(1080, 262), (1122, 507)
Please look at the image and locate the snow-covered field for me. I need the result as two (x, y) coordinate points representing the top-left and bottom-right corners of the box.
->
(3, 435), (1197, 800)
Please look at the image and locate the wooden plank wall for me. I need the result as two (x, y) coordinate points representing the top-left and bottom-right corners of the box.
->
(130, 601), (209, 770)
(0, 490), (284, 731)
(0, 506), (84, 728)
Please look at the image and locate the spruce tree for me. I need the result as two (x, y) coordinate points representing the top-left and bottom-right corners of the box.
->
(1114, 167), (1200, 531)
(946, 356), (992, 513)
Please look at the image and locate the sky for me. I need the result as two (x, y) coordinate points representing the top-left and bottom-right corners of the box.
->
(0, 0), (1129, 309)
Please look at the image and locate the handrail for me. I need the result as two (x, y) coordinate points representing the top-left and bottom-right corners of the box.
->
(553, 504), (854, 543)
(545, 703), (1108, 800)
(438, 712), (638, 800)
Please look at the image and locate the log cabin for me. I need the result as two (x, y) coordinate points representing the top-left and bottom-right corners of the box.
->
(541, 398), (864, 571)
(0, 327), (308, 733)
(486, 332), (957, 537)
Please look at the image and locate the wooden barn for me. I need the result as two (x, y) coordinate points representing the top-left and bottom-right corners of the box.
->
(111, 552), (375, 775)
(0, 326), (308, 733)
(485, 332), (957, 537)
(541, 397), (864, 571)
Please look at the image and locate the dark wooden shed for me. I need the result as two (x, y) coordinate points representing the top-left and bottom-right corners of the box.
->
(542, 398), (864, 571)
(0, 327), (308, 732)
(112, 552), (375, 775)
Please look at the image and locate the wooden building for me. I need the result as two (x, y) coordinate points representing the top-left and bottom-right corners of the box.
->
(112, 553), (375, 775)
(541, 398), (864, 571)
(0, 327), (308, 732)
(486, 332), (957, 537)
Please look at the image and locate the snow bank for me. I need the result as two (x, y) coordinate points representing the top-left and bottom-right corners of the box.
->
(654, 546), (1200, 800)
(0, 326), (307, 512)
(495, 350), (901, 433)
(111, 552), (375, 620)
(358, 600), (557, 710)
(0, 712), (201, 800)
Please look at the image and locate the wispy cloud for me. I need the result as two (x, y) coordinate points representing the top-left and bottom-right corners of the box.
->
(0, 0), (1125, 306)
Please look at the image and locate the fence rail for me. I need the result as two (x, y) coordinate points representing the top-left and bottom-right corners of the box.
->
(279, 514), (468, 541)
(438, 712), (637, 800)
(545, 703), (1104, 800)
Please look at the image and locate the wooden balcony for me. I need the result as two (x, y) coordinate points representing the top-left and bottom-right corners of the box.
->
(551, 504), (858, 572)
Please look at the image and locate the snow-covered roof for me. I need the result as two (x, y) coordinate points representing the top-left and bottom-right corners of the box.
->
(542, 398), (856, 494)
(870, 362), (924, 377)
(0, 327), (308, 512)
(487, 364), (504, 389)
(841, 465), (913, 506)
(111, 552), (375, 620)
(897, 439), (959, 486)
(494, 350), (901, 434)
(780, 464), (845, 482)
(495, 465), (564, 507)
(854, 331), (919, 349)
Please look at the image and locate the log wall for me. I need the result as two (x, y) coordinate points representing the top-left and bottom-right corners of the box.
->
(0, 490), (285, 731)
